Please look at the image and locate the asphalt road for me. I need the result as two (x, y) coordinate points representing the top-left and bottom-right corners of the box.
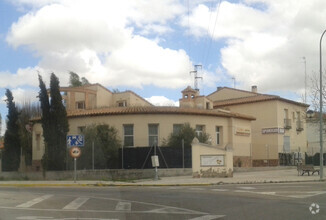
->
(0, 182), (325, 220)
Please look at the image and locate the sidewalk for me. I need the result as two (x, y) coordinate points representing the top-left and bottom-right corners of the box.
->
(0, 168), (324, 187)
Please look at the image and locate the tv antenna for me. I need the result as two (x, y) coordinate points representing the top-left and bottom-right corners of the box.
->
(190, 64), (203, 91)
(232, 76), (236, 88)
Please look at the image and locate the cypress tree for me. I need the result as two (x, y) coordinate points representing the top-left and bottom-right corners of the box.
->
(2, 89), (21, 171)
(38, 74), (51, 171)
(38, 73), (69, 171)
(49, 73), (69, 170)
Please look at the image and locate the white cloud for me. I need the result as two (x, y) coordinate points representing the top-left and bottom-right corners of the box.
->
(0, 67), (42, 88)
(184, 0), (326, 94)
(5, 0), (192, 89)
(145, 96), (179, 106)
(1, 88), (39, 105)
(103, 35), (192, 88)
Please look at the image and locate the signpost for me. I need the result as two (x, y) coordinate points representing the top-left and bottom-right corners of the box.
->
(67, 135), (84, 183)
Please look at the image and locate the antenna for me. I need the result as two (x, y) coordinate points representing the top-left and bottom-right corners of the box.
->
(302, 57), (307, 103)
(190, 64), (203, 91)
(232, 76), (236, 88)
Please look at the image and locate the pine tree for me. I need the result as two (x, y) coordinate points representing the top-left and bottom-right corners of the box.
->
(49, 73), (69, 170)
(69, 71), (82, 87)
(69, 71), (90, 87)
(2, 89), (21, 171)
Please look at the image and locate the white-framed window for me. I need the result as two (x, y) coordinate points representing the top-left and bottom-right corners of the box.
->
(297, 111), (301, 121)
(173, 124), (182, 135)
(124, 124), (134, 147)
(148, 124), (159, 146)
(117, 100), (127, 107)
(216, 126), (221, 145)
(196, 125), (205, 137)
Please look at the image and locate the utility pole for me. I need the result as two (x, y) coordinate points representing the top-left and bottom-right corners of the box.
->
(190, 65), (203, 91)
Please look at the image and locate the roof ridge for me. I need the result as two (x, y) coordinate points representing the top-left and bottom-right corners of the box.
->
(61, 106), (256, 121)
(207, 86), (262, 97)
(116, 90), (154, 106)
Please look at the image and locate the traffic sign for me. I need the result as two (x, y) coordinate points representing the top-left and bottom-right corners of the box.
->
(67, 135), (84, 147)
(70, 147), (82, 158)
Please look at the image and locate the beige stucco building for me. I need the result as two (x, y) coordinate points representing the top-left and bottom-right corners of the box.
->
(31, 84), (255, 170)
(208, 86), (309, 166)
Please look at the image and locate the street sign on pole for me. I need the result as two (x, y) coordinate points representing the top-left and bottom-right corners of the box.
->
(70, 147), (82, 158)
(69, 147), (81, 183)
(67, 135), (84, 147)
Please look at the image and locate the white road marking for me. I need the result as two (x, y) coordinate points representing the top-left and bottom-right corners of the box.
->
(234, 190), (251, 193)
(257, 192), (276, 195)
(16, 195), (53, 208)
(188, 188), (205, 191)
(4, 192), (207, 216)
(188, 214), (226, 220)
(146, 207), (202, 214)
(115, 201), (131, 211)
(211, 189), (229, 192)
(16, 217), (117, 220)
(237, 186), (256, 190)
(63, 197), (89, 210)
(16, 217), (53, 220)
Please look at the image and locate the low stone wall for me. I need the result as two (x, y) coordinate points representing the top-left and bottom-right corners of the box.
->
(0, 168), (192, 181)
(234, 166), (295, 172)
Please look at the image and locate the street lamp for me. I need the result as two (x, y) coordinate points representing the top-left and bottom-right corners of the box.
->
(319, 29), (326, 180)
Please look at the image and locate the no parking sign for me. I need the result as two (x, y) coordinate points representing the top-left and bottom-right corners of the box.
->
(70, 147), (82, 158)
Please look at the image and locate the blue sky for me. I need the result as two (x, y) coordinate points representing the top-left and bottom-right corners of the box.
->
(0, 0), (325, 133)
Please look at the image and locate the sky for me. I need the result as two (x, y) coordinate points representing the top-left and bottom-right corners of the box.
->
(0, 0), (325, 133)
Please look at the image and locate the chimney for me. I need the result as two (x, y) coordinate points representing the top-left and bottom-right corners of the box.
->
(217, 87), (222, 91)
(251, 85), (257, 93)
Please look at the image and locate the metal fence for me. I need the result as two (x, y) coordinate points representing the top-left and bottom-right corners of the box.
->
(119, 145), (192, 169)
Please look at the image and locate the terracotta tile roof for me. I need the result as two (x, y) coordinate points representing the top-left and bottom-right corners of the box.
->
(213, 94), (309, 108)
(31, 106), (255, 122)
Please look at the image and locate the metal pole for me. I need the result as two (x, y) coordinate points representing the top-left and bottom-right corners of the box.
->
(121, 145), (124, 169)
(319, 29), (326, 180)
(303, 57), (307, 103)
(74, 158), (77, 183)
(182, 139), (185, 169)
(92, 141), (94, 170)
(154, 141), (158, 181)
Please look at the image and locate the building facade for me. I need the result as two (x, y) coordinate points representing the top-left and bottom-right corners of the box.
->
(208, 86), (309, 166)
(31, 84), (255, 170)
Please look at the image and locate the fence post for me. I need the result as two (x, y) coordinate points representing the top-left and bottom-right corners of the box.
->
(182, 139), (185, 169)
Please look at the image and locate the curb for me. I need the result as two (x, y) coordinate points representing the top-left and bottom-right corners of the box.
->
(0, 179), (324, 187)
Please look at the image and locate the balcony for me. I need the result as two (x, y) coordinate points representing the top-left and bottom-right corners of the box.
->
(284, 118), (292, 129)
(296, 120), (304, 131)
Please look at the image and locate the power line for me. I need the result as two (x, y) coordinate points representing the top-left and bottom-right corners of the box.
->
(203, 0), (222, 67)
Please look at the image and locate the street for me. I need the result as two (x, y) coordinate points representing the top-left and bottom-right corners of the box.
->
(0, 182), (325, 220)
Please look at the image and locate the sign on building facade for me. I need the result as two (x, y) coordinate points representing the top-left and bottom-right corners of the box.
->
(200, 155), (225, 166)
(262, 127), (285, 134)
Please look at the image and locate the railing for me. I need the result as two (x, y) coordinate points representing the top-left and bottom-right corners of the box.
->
(284, 118), (292, 129)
